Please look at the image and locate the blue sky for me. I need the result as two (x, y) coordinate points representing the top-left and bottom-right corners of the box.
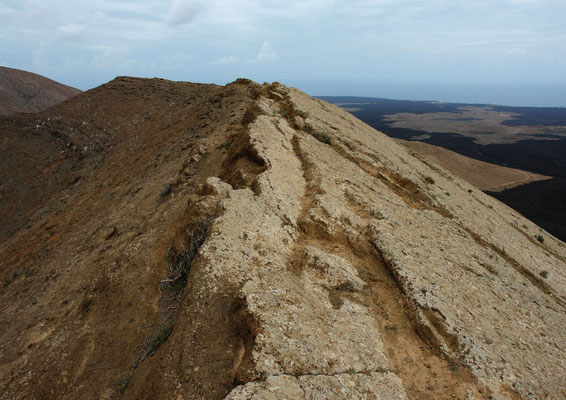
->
(1, 0), (565, 106)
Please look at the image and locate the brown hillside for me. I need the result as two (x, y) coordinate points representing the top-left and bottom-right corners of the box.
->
(0, 78), (564, 400)
(0, 66), (81, 115)
(397, 139), (552, 191)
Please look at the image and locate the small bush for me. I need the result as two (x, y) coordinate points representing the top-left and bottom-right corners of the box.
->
(535, 234), (544, 243)
(3, 270), (19, 287)
(118, 374), (132, 394)
(337, 281), (357, 292)
(540, 270), (549, 279)
(232, 78), (253, 85)
(159, 183), (174, 201)
(168, 217), (213, 285)
(146, 325), (172, 356)
(425, 176), (435, 184)
(218, 141), (231, 150)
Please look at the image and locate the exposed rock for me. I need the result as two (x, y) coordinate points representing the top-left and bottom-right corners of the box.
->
(0, 77), (564, 400)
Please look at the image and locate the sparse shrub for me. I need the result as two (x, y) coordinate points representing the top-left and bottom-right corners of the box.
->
(3, 270), (19, 287)
(448, 364), (458, 371)
(159, 183), (174, 201)
(337, 281), (357, 292)
(535, 234), (544, 243)
(118, 374), (132, 394)
(167, 216), (213, 286)
(232, 78), (253, 85)
(385, 324), (398, 331)
(425, 176), (435, 184)
(540, 270), (549, 279)
(297, 110), (308, 119)
(218, 141), (231, 150)
(311, 132), (332, 145)
(146, 325), (172, 356)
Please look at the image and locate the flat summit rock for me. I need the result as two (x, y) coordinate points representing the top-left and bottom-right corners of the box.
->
(0, 78), (564, 399)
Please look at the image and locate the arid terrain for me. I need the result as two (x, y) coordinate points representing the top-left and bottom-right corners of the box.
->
(322, 96), (566, 242)
(1, 78), (565, 399)
(0, 66), (81, 115)
(397, 139), (551, 191)
(384, 105), (566, 145)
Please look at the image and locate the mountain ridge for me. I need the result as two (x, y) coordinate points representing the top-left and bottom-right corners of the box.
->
(0, 77), (564, 399)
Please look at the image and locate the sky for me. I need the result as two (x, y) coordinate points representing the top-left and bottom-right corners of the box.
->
(1, 0), (566, 107)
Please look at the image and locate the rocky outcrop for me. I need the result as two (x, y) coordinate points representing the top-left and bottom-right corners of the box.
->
(0, 78), (564, 399)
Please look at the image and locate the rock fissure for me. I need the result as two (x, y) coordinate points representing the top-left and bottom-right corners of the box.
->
(462, 225), (565, 307)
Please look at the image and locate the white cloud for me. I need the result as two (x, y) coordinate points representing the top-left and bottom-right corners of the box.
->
(214, 56), (239, 65)
(166, 0), (205, 26)
(56, 24), (85, 40)
(248, 41), (279, 63)
(160, 53), (193, 68)
(0, 3), (17, 19)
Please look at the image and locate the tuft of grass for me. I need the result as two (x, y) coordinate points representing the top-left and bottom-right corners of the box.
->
(385, 324), (398, 331)
(118, 374), (132, 394)
(425, 176), (435, 184)
(535, 234), (544, 243)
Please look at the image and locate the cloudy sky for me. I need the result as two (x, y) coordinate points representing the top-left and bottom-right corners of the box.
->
(1, 0), (565, 106)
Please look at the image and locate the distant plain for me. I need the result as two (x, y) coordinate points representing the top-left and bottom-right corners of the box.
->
(321, 96), (566, 241)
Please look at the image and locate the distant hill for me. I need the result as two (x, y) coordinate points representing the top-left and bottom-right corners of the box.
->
(0, 67), (81, 115)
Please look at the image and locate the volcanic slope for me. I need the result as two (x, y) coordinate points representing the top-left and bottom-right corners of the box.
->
(0, 77), (565, 400)
(396, 139), (551, 192)
(0, 66), (81, 115)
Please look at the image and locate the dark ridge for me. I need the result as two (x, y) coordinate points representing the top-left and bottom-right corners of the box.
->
(486, 178), (566, 242)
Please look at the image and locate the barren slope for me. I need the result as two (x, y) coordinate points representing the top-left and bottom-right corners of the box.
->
(0, 66), (81, 115)
(1, 78), (565, 400)
(397, 139), (552, 191)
